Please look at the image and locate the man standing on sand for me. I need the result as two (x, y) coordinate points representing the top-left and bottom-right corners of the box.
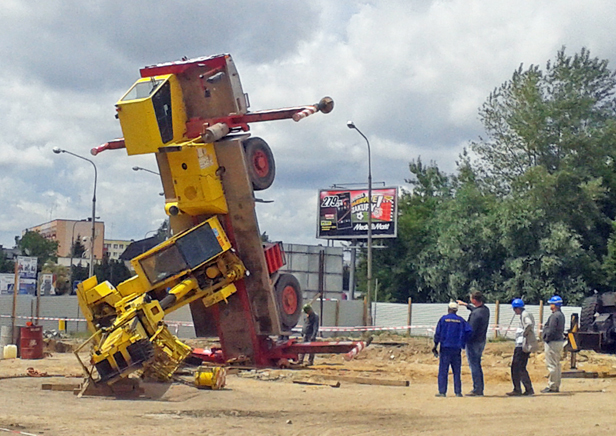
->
(507, 298), (538, 396)
(433, 301), (473, 397)
(298, 304), (319, 366)
(541, 295), (565, 393)
(457, 290), (490, 396)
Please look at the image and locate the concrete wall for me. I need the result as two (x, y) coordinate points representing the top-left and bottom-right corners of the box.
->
(280, 243), (343, 297)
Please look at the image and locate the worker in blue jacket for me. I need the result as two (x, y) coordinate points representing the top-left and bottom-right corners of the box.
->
(433, 301), (473, 397)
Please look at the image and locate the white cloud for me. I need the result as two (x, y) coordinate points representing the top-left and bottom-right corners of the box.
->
(1, 0), (616, 248)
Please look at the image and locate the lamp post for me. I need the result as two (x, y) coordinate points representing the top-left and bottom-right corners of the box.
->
(132, 166), (160, 176)
(53, 147), (97, 278)
(346, 121), (373, 325)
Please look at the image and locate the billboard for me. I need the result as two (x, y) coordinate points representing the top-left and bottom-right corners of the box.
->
(317, 187), (398, 239)
(17, 256), (37, 295)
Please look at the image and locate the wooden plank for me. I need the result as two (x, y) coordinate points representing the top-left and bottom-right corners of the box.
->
(317, 375), (409, 387)
(562, 370), (598, 379)
(41, 383), (81, 391)
(293, 379), (340, 388)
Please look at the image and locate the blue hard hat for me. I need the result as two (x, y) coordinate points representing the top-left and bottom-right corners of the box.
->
(511, 298), (525, 308)
(547, 295), (563, 306)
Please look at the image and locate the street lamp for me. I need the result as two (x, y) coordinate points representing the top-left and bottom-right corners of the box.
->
(346, 121), (373, 325)
(132, 166), (160, 176)
(53, 147), (97, 278)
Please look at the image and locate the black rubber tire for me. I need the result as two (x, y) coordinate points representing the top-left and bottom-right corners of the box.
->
(274, 273), (302, 331)
(243, 137), (275, 191)
(580, 296), (598, 332)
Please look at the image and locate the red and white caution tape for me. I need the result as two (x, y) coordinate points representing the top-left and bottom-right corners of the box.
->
(344, 341), (367, 361)
(0, 427), (41, 436)
(1, 313), (523, 336)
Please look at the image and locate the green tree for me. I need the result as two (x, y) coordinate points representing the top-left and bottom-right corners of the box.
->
(154, 219), (170, 242)
(71, 235), (86, 258)
(42, 261), (70, 295)
(0, 249), (15, 273)
(94, 253), (133, 287)
(15, 231), (58, 270)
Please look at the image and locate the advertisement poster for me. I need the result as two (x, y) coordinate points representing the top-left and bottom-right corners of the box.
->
(17, 256), (38, 295)
(317, 187), (398, 239)
(40, 273), (55, 295)
(0, 273), (14, 294)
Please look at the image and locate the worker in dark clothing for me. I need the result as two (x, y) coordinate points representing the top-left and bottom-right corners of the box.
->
(458, 290), (490, 396)
(433, 302), (473, 397)
(542, 295), (565, 393)
(298, 304), (319, 366)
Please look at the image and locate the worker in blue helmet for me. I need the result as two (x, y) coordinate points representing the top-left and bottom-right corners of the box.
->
(507, 298), (537, 396)
(541, 295), (565, 393)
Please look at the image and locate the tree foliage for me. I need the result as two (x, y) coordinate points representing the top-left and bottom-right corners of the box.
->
(366, 47), (616, 306)
(16, 231), (58, 270)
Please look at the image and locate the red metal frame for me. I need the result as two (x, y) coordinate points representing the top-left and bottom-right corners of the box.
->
(184, 106), (318, 139)
(263, 242), (285, 275)
(139, 54), (229, 78)
(192, 338), (368, 367)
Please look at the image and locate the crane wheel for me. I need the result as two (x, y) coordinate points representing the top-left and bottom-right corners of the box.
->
(580, 296), (598, 332)
(243, 137), (275, 191)
(275, 273), (302, 331)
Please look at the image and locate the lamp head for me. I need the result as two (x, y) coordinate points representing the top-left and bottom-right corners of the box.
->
(132, 166), (140, 171)
(52, 147), (63, 154)
(346, 121), (356, 129)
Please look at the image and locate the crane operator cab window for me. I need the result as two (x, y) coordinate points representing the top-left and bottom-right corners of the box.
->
(120, 78), (173, 144)
(116, 73), (185, 155)
(135, 220), (227, 287)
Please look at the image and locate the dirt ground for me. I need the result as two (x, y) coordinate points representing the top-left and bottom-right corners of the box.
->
(2, 335), (616, 436)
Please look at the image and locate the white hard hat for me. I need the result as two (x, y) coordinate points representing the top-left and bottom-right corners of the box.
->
(448, 301), (458, 311)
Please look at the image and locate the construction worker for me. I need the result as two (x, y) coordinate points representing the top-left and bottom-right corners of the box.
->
(457, 290), (490, 396)
(433, 301), (473, 397)
(507, 298), (538, 396)
(541, 295), (565, 393)
(298, 304), (319, 366)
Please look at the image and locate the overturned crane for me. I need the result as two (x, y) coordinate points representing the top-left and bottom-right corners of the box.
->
(75, 54), (365, 387)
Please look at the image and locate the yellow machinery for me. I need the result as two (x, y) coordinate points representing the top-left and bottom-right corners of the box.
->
(76, 216), (246, 384)
(79, 53), (334, 387)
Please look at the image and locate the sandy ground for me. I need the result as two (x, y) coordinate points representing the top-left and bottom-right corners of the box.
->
(1, 335), (616, 436)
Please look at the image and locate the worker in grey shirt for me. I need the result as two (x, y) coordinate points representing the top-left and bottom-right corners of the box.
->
(457, 290), (490, 396)
(541, 295), (565, 393)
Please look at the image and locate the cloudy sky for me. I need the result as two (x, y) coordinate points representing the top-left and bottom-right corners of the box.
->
(1, 0), (615, 249)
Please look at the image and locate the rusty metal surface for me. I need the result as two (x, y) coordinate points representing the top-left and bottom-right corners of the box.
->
(215, 138), (281, 337)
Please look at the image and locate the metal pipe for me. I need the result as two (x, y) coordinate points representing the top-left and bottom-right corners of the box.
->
(347, 121), (373, 326)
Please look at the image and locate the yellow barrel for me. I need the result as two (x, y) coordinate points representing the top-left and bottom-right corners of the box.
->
(194, 366), (226, 390)
(59, 319), (66, 331)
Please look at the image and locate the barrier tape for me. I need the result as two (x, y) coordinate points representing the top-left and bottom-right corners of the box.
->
(0, 427), (41, 436)
(1, 314), (522, 335)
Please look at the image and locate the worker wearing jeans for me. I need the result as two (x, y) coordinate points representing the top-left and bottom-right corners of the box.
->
(433, 302), (473, 397)
(458, 290), (490, 396)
